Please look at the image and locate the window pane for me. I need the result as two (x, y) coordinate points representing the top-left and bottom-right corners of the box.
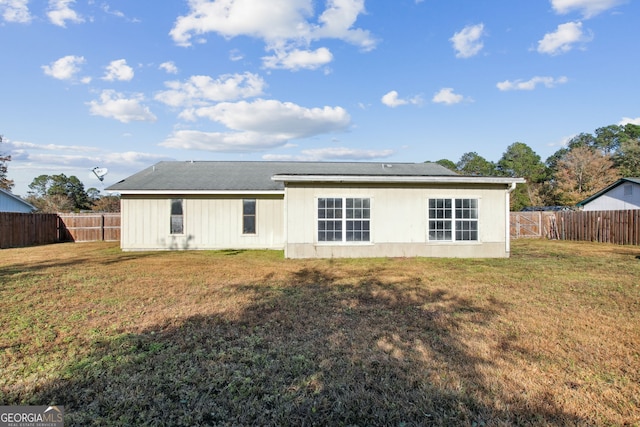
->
(345, 198), (371, 242)
(243, 216), (256, 234)
(170, 199), (184, 234)
(242, 199), (256, 234)
(171, 199), (183, 215)
(243, 199), (256, 215)
(171, 216), (183, 234)
(318, 198), (343, 241)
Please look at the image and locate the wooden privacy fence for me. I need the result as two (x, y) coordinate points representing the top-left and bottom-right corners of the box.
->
(0, 212), (60, 248)
(57, 213), (120, 242)
(1, 212), (121, 248)
(511, 210), (640, 245)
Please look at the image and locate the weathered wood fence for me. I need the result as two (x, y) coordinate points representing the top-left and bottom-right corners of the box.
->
(0, 213), (60, 248)
(57, 213), (120, 242)
(511, 210), (640, 245)
(0, 212), (121, 249)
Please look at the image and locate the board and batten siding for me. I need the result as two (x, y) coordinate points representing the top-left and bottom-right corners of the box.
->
(120, 195), (284, 251)
(283, 184), (511, 258)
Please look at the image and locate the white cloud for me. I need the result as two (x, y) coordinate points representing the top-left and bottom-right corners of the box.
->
(432, 88), (465, 105)
(0, 0), (31, 23)
(496, 76), (569, 91)
(159, 61), (179, 74)
(551, 0), (625, 18)
(185, 99), (350, 136)
(42, 55), (87, 81)
(537, 21), (592, 55)
(262, 147), (394, 161)
(381, 90), (422, 108)
(298, 147), (394, 160)
(450, 23), (485, 58)
(160, 130), (290, 152)
(161, 99), (351, 152)
(102, 59), (134, 82)
(619, 117), (640, 126)
(229, 49), (244, 61)
(169, 0), (375, 69)
(87, 90), (157, 123)
(313, 0), (376, 51)
(6, 140), (100, 153)
(47, 0), (84, 27)
(155, 72), (266, 108)
(263, 47), (333, 70)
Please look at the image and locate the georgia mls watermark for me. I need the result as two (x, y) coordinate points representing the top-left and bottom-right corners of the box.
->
(0, 406), (64, 427)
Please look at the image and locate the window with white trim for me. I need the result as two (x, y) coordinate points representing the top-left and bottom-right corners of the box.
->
(170, 199), (184, 234)
(243, 199), (256, 234)
(428, 198), (478, 241)
(318, 197), (370, 242)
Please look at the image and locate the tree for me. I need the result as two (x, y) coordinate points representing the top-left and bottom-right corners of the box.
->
(0, 135), (14, 191)
(496, 142), (547, 210)
(553, 146), (619, 205)
(91, 195), (121, 212)
(456, 152), (495, 176)
(612, 123), (640, 177)
(27, 174), (92, 212)
(433, 159), (458, 173)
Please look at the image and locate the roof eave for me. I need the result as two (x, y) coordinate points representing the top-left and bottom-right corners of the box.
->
(271, 175), (526, 185)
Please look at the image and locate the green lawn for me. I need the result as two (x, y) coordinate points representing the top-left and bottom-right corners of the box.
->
(1, 240), (638, 426)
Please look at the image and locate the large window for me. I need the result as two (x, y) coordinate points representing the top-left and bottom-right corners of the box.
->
(170, 199), (184, 234)
(428, 198), (478, 241)
(318, 197), (370, 242)
(243, 199), (256, 234)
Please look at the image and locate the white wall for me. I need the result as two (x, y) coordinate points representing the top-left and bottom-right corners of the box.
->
(121, 195), (284, 251)
(582, 182), (640, 211)
(283, 183), (510, 258)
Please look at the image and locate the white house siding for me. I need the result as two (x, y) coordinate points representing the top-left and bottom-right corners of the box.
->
(120, 195), (284, 251)
(582, 183), (640, 211)
(283, 183), (510, 259)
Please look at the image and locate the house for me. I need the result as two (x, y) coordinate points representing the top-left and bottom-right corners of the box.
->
(107, 161), (525, 258)
(0, 188), (36, 213)
(576, 178), (640, 211)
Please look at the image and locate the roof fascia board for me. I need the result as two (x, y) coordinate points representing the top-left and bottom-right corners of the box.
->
(271, 175), (526, 185)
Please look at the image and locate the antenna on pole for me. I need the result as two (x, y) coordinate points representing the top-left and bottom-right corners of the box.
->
(91, 167), (108, 182)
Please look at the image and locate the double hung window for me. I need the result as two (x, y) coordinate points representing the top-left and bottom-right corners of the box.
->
(170, 199), (184, 234)
(243, 199), (256, 234)
(318, 198), (370, 242)
(428, 198), (478, 241)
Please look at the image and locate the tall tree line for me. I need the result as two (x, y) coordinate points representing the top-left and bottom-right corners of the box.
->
(434, 123), (640, 211)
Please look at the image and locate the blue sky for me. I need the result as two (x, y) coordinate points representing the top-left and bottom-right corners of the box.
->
(1, 0), (638, 196)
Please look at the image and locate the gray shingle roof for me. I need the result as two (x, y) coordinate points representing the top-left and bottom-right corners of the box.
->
(107, 161), (459, 192)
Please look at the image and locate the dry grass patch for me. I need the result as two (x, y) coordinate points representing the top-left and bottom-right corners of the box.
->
(1, 240), (639, 425)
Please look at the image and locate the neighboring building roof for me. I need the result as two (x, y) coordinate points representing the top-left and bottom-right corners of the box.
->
(107, 161), (523, 194)
(0, 188), (36, 212)
(576, 178), (640, 207)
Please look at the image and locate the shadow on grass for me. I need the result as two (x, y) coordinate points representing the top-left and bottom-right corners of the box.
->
(15, 268), (586, 426)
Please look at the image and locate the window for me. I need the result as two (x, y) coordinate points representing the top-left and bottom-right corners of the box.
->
(170, 199), (184, 234)
(243, 199), (256, 234)
(429, 198), (478, 241)
(624, 184), (633, 196)
(318, 197), (370, 242)
(318, 198), (343, 242)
